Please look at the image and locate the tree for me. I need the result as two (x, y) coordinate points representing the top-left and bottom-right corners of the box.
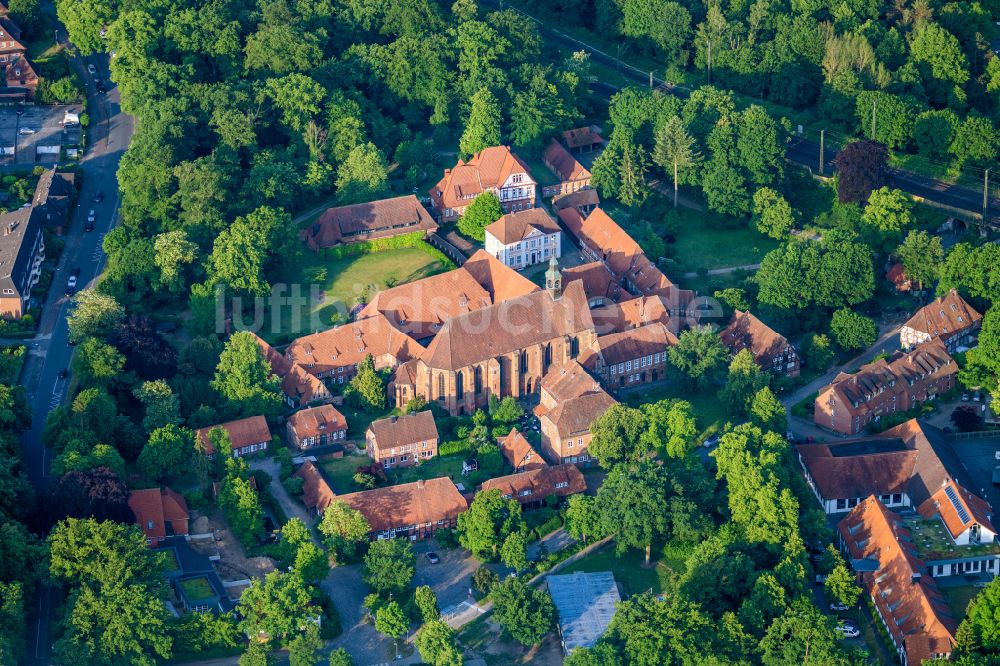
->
(564, 494), (608, 543)
(318, 500), (370, 559)
(45, 467), (133, 525)
(460, 87), (502, 157)
(955, 577), (1000, 658)
(415, 585), (440, 622)
(336, 142), (389, 205)
(652, 115), (700, 208)
(457, 192), (503, 242)
(500, 530), (528, 572)
(719, 349), (768, 420)
(759, 597), (849, 665)
(830, 309), (877, 351)
(751, 188), (795, 239)
(138, 425), (195, 484)
(363, 539), (415, 594)
(951, 406), (984, 432)
(639, 399), (698, 458)
(833, 140), (888, 204)
(70, 338), (126, 388)
(896, 230), (943, 291)
(57, 581), (173, 665)
(133, 380), (182, 432)
(702, 121), (751, 216)
(750, 387), (787, 434)
(153, 230), (198, 292)
(266, 74), (327, 134)
(804, 333), (835, 370)
(55, 0), (115, 54)
(949, 115), (998, 171)
(862, 186), (913, 239)
(622, 0), (690, 61)
(287, 623), (323, 666)
(212, 332), (284, 418)
(293, 542), (330, 583)
(218, 459), (264, 545)
(490, 578), (554, 646)
(597, 461), (669, 564)
(490, 396), (524, 424)
(48, 518), (162, 589)
(607, 592), (715, 665)
(237, 571), (314, 647)
(457, 489), (525, 560)
(668, 325), (730, 390)
(909, 22), (968, 88)
(737, 105), (784, 186)
(346, 355), (385, 412)
(824, 560), (861, 609)
(209, 215), (272, 297)
(374, 600), (408, 639)
(587, 403), (647, 465)
(239, 643), (276, 666)
(415, 620), (463, 666)
(327, 648), (354, 666)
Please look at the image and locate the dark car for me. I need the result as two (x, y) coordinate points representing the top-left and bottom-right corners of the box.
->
(425, 552), (440, 564)
(96, 82), (106, 94)
(93, 191), (103, 203)
(57, 368), (68, 379)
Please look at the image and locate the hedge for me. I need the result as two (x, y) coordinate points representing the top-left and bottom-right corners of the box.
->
(324, 230), (454, 265)
(439, 439), (472, 457)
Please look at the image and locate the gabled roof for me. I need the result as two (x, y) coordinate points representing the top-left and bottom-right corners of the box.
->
(591, 295), (674, 335)
(553, 188), (600, 211)
(286, 313), (425, 371)
(300, 195), (437, 249)
(337, 477), (468, 534)
(720, 310), (792, 367)
(560, 261), (623, 305)
(288, 404), (347, 440)
(460, 249), (540, 302)
(540, 360), (602, 404)
(485, 208), (560, 245)
(543, 139), (590, 182)
(431, 146), (534, 210)
(196, 416), (271, 454)
(544, 390), (617, 438)
(367, 411), (439, 451)
(295, 460), (337, 513)
(420, 280), (593, 372)
(479, 464), (587, 503)
(587, 322), (678, 367)
(903, 289), (982, 340)
(4, 54), (36, 88)
(0, 204), (41, 299)
(562, 126), (603, 149)
(498, 428), (546, 471)
(128, 487), (189, 541)
(838, 497), (956, 665)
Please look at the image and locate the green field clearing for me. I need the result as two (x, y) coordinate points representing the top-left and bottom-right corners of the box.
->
(622, 381), (730, 441)
(561, 542), (676, 597)
(320, 455), (374, 494)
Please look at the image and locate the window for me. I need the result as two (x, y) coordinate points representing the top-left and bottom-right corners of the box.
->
(567, 440), (574, 448)
(438, 374), (445, 400)
(474, 366), (482, 394)
(147, 520), (154, 530)
(555, 482), (568, 489)
(519, 489), (532, 497)
(456, 371), (464, 400)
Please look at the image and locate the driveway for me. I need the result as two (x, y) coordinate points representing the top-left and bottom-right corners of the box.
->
(249, 457), (319, 544)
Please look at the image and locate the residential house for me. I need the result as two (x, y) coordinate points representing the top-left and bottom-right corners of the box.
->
(720, 310), (799, 377)
(366, 411), (439, 469)
(900, 289), (982, 352)
(32, 167), (76, 226)
(800, 419), (999, 578)
(195, 416), (272, 458)
(429, 146), (536, 223)
(286, 404), (348, 449)
(541, 139), (591, 198)
(295, 460), (337, 516)
(553, 188), (599, 216)
(252, 333), (332, 408)
(814, 338), (956, 436)
(299, 195), (437, 251)
(0, 16), (26, 63)
(392, 280), (597, 416)
(887, 263), (913, 293)
(4, 54), (36, 98)
(484, 208), (562, 270)
(499, 428), (546, 473)
(0, 206), (43, 319)
(336, 477), (468, 540)
(591, 294), (675, 336)
(581, 322), (677, 390)
(285, 312), (425, 387)
(838, 497), (957, 665)
(128, 487), (190, 547)
(536, 361), (617, 465)
(479, 464), (587, 509)
(561, 126), (604, 153)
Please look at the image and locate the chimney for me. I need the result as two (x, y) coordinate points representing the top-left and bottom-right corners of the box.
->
(911, 573), (921, 584)
(391, 415), (397, 423)
(417, 479), (425, 489)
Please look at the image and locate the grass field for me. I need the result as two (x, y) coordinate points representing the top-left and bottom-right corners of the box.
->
(267, 245), (449, 343)
(622, 380), (730, 441)
(941, 585), (981, 620)
(561, 542), (677, 597)
(319, 455), (373, 494)
(389, 454), (466, 485)
(668, 208), (780, 273)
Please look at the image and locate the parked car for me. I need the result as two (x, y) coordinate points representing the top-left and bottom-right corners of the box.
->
(425, 552), (440, 564)
(57, 368), (68, 379)
(702, 434), (721, 448)
(835, 621), (860, 639)
(974, 391), (983, 402)
(96, 82), (106, 94)
(17, 127), (35, 135)
(87, 64), (97, 76)
(93, 191), (103, 203)
(962, 392), (970, 401)
(66, 276), (77, 294)
(85, 209), (96, 231)
(829, 601), (850, 611)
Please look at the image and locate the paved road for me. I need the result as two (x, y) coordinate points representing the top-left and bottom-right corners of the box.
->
(481, 0), (1000, 222)
(18, 46), (134, 664)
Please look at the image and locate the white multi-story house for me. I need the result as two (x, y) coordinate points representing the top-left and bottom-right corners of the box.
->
(429, 146), (537, 222)
(484, 208), (561, 269)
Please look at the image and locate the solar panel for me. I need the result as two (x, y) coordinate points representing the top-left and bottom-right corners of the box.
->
(944, 484), (971, 524)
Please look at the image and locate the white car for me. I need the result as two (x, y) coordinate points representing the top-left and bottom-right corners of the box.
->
(829, 601), (850, 611)
(17, 127), (35, 135)
(835, 623), (860, 639)
(87, 209), (96, 223)
(87, 64), (97, 76)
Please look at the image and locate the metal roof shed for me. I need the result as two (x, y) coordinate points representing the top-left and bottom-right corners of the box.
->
(546, 571), (621, 654)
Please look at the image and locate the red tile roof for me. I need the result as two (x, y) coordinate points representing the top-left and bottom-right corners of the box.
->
(251, 333), (329, 406)
(543, 139), (590, 182)
(196, 416), (272, 455)
(720, 310), (792, 369)
(479, 464), (587, 504)
(485, 208), (560, 245)
(560, 262), (623, 305)
(295, 460), (337, 513)
(300, 195), (437, 249)
(128, 487), (189, 542)
(903, 289), (982, 342)
(336, 477), (468, 534)
(591, 295), (674, 335)
(540, 360), (603, 404)
(285, 313), (425, 374)
(553, 188), (600, 211)
(838, 497), (956, 665)
(460, 249), (541, 302)
(367, 411), (439, 452)
(288, 405), (347, 441)
(562, 126), (603, 150)
(498, 428), (546, 471)
(886, 263), (912, 291)
(431, 146), (534, 212)
(588, 322), (678, 367)
(544, 390), (617, 439)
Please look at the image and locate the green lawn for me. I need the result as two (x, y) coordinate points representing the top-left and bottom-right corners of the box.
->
(389, 454), (467, 485)
(267, 245), (449, 343)
(622, 381), (730, 441)
(561, 542), (675, 597)
(667, 207), (780, 273)
(941, 585), (981, 620)
(319, 455), (373, 494)
(178, 576), (215, 600)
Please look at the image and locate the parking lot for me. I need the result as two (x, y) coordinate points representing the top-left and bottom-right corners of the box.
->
(0, 104), (81, 164)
